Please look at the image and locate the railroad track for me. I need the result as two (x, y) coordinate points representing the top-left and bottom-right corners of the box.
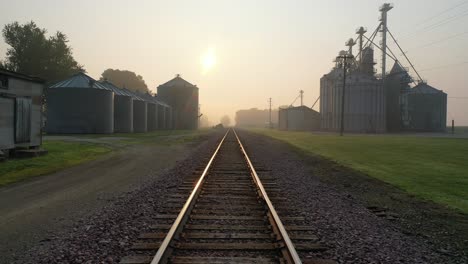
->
(120, 129), (328, 264)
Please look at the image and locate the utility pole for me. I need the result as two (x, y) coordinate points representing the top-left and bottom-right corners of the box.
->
(337, 54), (354, 136)
(268, 98), (272, 129)
(299, 90), (304, 106)
(197, 104), (202, 129)
(379, 3), (393, 80)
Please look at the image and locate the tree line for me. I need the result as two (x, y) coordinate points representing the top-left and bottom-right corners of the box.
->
(0, 21), (149, 93)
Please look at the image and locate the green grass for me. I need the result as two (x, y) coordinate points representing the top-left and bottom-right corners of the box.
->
(0, 141), (111, 187)
(0, 129), (212, 187)
(251, 129), (468, 213)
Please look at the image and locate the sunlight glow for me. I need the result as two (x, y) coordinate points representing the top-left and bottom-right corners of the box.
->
(201, 48), (216, 74)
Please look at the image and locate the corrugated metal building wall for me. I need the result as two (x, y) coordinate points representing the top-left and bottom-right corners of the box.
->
(279, 106), (320, 131)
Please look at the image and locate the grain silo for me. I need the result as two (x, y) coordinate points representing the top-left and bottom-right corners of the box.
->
(166, 106), (173, 129)
(140, 93), (158, 131)
(101, 81), (133, 133)
(320, 48), (386, 133)
(124, 89), (147, 133)
(157, 74), (198, 130)
(384, 61), (412, 132)
(403, 83), (447, 132)
(47, 72), (114, 134)
(154, 96), (172, 130)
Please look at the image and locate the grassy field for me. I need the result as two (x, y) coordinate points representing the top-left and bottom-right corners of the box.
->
(0, 129), (213, 187)
(0, 141), (111, 187)
(251, 129), (468, 213)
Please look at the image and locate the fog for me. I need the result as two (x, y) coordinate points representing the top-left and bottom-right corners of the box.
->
(1, 0), (466, 125)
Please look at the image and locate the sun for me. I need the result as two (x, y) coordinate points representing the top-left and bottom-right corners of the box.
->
(201, 48), (216, 74)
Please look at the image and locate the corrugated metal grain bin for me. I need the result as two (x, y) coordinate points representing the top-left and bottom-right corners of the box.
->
(154, 96), (172, 130)
(101, 81), (133, 133)
(384, 62), (412, 132)
(156, 103), (166, 129)
(404, 83), (447, 132)
(146, 101), (158, 131)
(46, 72), (114, 134)
(0, 69), (44, 152)
(157, 74), (198, 130)
(125, 89), (147, 133)
(165, 105), (173, 130)
(279, 106), (320, 131)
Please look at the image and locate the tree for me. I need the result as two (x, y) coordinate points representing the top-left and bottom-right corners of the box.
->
(199, 115), (210, 128)
(220, 115), (231, 127)
(100, 69), (149, 93)
(1, 21), (83, 83)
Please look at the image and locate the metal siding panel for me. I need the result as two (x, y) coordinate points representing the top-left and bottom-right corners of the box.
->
(0, 97), (15, 149)
(15, 97), (32, 143)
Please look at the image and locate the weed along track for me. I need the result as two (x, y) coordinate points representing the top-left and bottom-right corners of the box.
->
(120, 129), (329, 264)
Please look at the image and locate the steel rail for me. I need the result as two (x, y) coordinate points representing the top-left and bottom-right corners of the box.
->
(150, 129), (230, 264)
(233, 129), (302, 264)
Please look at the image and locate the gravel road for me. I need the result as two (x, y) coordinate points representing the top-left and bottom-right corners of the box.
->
(1, 130), (224, 264)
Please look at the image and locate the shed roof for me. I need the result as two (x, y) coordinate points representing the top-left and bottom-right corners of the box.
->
(0, 68), (45, 83)
(410, 82), (445, 94)
(280, 105), (319, 113)
(50, 72), (110, 90)
(158, 74), (197, 88)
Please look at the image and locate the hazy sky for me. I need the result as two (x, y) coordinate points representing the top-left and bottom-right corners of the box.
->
(1, 0), (467, 125)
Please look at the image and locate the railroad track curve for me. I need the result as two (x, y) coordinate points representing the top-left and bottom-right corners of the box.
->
(121, 128), (327, 264)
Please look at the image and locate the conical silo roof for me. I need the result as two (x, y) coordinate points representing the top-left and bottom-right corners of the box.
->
(410, 82), (445, 94)
(50, 72), (110, 90)
(389, 61), (406, 75)
(122, 88), (145, 101)
(100, 80), (130, 96)
(158, 74), (197, 88)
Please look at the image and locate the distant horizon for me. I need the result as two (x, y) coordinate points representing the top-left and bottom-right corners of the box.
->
(1, 0), (466, 125)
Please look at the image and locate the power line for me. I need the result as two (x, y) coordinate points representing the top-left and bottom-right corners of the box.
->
(401, 9), (468, 40)
(413, 0), (468, 27)
(419, 61), (468, 72)
(406, 30), (468, 52)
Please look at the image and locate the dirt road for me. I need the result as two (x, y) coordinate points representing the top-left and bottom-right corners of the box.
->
(0, 138), (207, 263)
